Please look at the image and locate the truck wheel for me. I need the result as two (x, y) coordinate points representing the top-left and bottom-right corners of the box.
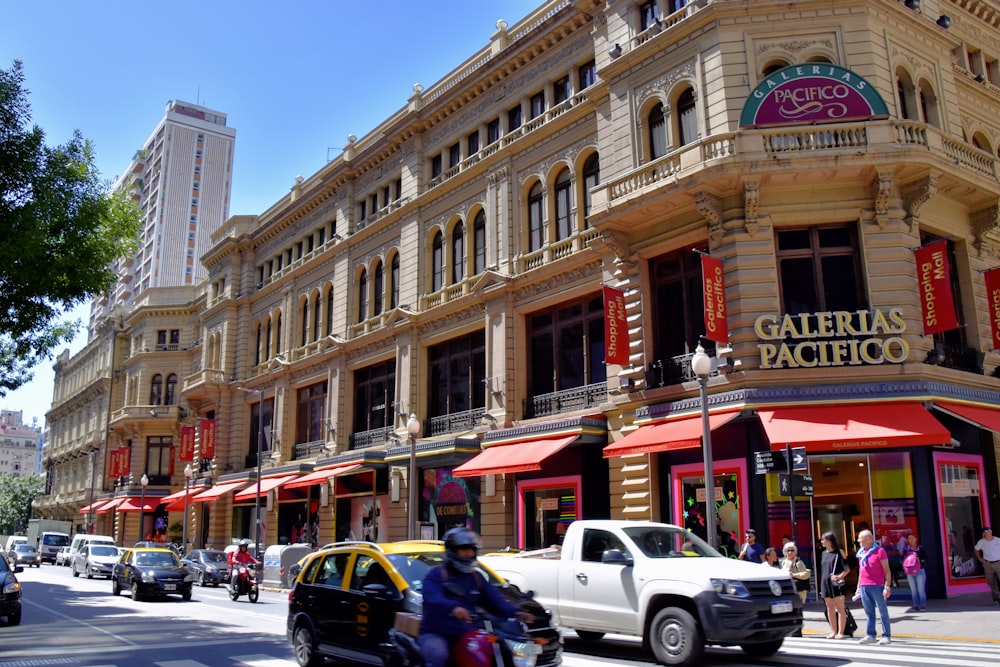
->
(649, 607), (703, 666)
(574, 630), (605, 641)
(740, 639), (784, 657)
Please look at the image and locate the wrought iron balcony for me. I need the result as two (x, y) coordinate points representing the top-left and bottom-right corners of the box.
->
(349, 426), (394, 450)
(426, 407), (485, 437)
(523, 381), (606, 419)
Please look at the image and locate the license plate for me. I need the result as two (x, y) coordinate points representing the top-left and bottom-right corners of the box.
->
(163, 584), (177, 591)
(771, 600), (793, 614)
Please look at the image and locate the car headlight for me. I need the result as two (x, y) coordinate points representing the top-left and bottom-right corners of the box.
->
(184, 573), (196, 582)
(141, 571), (158, 583)
(2, 580), (20, 596)
(504, 638), (540, 667)
(206, 565), (218, 574)
(710, 578), (751, 598)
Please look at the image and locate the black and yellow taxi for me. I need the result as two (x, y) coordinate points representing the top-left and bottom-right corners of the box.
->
(0, 551), (22, 625)
(112, 547), (194, 601)
(286, 540), (561, 667)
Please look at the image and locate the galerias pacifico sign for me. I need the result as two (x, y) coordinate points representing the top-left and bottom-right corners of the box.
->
(740, 64), (889, 127)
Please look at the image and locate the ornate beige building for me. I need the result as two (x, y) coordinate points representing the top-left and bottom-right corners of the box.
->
(41, 0), (1000, 599)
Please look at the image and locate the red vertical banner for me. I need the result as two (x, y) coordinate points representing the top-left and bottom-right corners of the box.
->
(914, 240), (959, 335)
(179, 425), (196, 462)
(200, 419), (217, 459)
(985, 267), (1000, 350)
(119, 446), (131, 477)
(602, 286), (629, 366)
(108, 448), (119, 478)
(701, 254), (728, 344)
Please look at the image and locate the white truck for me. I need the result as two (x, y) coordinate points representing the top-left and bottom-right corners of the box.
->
(26, 519), (73, 563)
(483, 520), (802, 666)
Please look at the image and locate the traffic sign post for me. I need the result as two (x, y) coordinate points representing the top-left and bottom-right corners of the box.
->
(778, 473), (814, 497)
(754, 450), (786, 474)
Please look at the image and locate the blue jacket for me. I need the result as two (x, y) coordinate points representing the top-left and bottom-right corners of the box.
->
(419, 564), (520, 639)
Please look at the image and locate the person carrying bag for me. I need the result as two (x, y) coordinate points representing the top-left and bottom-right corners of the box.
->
(780, 542), (811, 603)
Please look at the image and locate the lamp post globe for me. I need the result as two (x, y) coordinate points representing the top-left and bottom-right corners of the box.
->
(691, 344), (716, 549)
(182, 464), (193, 554)
(406, 413), (421, 540)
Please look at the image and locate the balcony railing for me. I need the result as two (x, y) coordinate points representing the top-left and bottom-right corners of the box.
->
(523, 381), (606, 419)
(645, 349), (718, 390)
(293, 440), (327, 460)
(349, 426), (394, 450)
(426, 407), (485, 437)
(926, 341), (984, 374)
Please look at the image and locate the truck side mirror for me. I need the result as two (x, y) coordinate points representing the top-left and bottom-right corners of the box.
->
(601, 549), (633, 566)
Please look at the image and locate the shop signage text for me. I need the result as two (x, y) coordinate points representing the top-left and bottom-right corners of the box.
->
(914, 240), (959, 335)
(755, 308), (909, 369)
(701, 254), (728, 344)
(603, 285), (629, 366)
(985, 267), (1000, 349)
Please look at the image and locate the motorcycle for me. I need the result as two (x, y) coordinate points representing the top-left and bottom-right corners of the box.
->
(228, 562), (260, 603)
(390, 612), (549, 667)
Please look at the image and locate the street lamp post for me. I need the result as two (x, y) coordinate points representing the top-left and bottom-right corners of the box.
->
(691, 344), (716, 549)
(406, 413), (421, 540)
(182, 464), (193, 553)
(238, 387), (265, 560)
(139, 473), (149, 542)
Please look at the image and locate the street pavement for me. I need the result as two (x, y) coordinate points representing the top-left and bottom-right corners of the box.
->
(802, 591), (1000, 643)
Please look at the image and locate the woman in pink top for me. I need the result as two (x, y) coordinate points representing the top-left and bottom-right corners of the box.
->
(854, 530), (892, 645)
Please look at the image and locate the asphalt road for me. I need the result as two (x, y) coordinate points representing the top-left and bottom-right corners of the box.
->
(1, 563), (993, 667)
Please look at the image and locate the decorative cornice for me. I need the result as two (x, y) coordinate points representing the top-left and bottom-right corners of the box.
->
(972, 202), (1000, 256)
(902, 171), (938, 230)
(513, 260), (603, 300)
(873, 168), (893, 228)
(694, 191), (723, 245)
(483, 415), (607, 444)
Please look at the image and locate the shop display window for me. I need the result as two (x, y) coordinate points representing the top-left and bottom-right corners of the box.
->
(933, 452), (988, 593)
(516, 476), (580, 551)
(672, 459), (747, 559)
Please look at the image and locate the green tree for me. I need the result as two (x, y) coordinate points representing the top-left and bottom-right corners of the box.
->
(0, 473), (44, 535)
(0, 60), (140, 395)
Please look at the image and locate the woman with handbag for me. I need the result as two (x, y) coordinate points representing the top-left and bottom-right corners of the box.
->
(780, 542), (811, 603)
(820, 532), (851, 639)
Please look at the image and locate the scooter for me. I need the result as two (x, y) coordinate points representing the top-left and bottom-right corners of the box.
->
(228, 562), (260, 603)
(390, 612), (547, 667)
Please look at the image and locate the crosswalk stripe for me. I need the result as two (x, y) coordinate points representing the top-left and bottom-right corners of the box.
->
(230, 656), (291, 667)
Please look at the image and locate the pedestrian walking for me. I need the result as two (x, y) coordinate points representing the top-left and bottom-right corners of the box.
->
(902, 533), (927, 611)
(820, 532), (851, 639)
(780, 542), (811, 604)
(738, 528), (765, 563)
(854, 529), (892, 645)
(974, 526), (1000, 605)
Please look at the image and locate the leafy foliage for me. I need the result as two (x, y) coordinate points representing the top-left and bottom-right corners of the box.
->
(0, 60), (140, 395)
(0, 473), (44, 535)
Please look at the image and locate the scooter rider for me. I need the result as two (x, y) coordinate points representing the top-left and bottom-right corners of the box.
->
(419, 528), (534, 667)
(228, 540), (258, 591)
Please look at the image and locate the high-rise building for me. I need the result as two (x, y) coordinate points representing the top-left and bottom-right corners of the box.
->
(0, 409), (41, 477)
(88, 100), (235, 338)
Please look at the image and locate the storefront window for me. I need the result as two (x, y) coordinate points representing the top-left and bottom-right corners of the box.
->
(424, 469), (480, 539)
(517, 476), (581, 550)
(934, 452), (987, 592)
(672, 459), (747, 558)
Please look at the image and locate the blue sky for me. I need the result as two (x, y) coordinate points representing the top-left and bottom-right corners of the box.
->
(2, 0), (542, 426)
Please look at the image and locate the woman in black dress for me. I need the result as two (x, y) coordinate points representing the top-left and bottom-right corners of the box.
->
(820, 532), (850, 638)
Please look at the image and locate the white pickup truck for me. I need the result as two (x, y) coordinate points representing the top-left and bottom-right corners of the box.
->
(484, 520), (802, 666)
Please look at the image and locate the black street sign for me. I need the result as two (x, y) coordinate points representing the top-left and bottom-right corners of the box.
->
(778, 473), (814, 497)
(789, 446), (808, 472)
(754, 450), (786, 474)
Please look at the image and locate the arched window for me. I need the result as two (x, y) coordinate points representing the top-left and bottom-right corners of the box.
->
(265, 318), (272, 359)
(554, 168), (572, 240)
(358, 269), (368, 323)
(150, 375), (163, 405)
(274, 313), (282, 357)
(165, 374), (178, 405)
(528, 182), (544, 251)
(676, 88), (696, 146)
(301, 299), (309, 346)
(473, 211), (487, 275)
(255, 323), (262, 365)
(972, 132), (991, 152)
(918, 80), (940, 128)
(432, 231), (444, 292)
(896, 68), (917, 120)
(649, 102), (667, 159)
(390, 253), (400, 309)
(452, 221), (465, 283)
(325, 287), (334, 336)
(313, 295), (321, 341)
(373, 261), (384, 316)
(582, 153), (600, 228)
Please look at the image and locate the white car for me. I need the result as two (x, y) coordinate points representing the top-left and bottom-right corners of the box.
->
(73, 544), (120, 579)
(55, 546), (73, 567)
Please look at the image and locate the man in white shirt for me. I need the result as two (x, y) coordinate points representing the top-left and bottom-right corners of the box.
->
(974, 526), (1000, 605)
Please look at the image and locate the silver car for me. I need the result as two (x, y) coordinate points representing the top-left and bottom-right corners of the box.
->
(8, 544), (41, 568)
(73, 544), (120, 579)
(55, 546), (73, 567)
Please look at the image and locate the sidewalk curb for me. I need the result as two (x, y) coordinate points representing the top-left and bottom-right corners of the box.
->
(803, 629), (1000, 644)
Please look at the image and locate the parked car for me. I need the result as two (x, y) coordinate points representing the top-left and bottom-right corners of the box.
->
(55, 546), (73, 567)
(0, 551), (22, 625)
(7, 544), (41, 568)
(286, 540), (561, 667)
(112, 547), (193, 601)
(73, 544), (120, 579)
(182, 549), (231, 587)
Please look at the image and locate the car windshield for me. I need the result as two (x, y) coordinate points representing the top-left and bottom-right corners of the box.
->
(202, 551), (227, 563)
(136, 551), (180, 567)
(622, 525), (720, 558)
(91, 546), (119, 557)
(386, 552), (503, 592)
(43, 534), (70, 546)
(14, 545), (35, 553)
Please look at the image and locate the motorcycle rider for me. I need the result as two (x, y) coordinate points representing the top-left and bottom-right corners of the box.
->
(419, 527), (534, 667)
(228, 540), (259, 593)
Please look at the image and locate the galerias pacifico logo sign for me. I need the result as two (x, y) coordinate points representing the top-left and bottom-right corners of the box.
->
(740, 64), (889, 128)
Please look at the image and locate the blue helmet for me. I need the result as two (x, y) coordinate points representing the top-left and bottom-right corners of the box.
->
(443, 527), (480, 573)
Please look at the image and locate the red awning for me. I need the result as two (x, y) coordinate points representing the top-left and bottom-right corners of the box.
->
(758, 403), (950, 452)
(603, 412), (740, 458)
(233, 475), (299, 503)
(452, 435), (577, 478)
(284, 464), (362, 490)
(95, 497), (126, 514)
(118, 497), (160, 513)
(158, 487), (207, 506)
(79, 500), (107, 514)
(934, 401), (1000, 433)
(191, 481), (249, 503)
